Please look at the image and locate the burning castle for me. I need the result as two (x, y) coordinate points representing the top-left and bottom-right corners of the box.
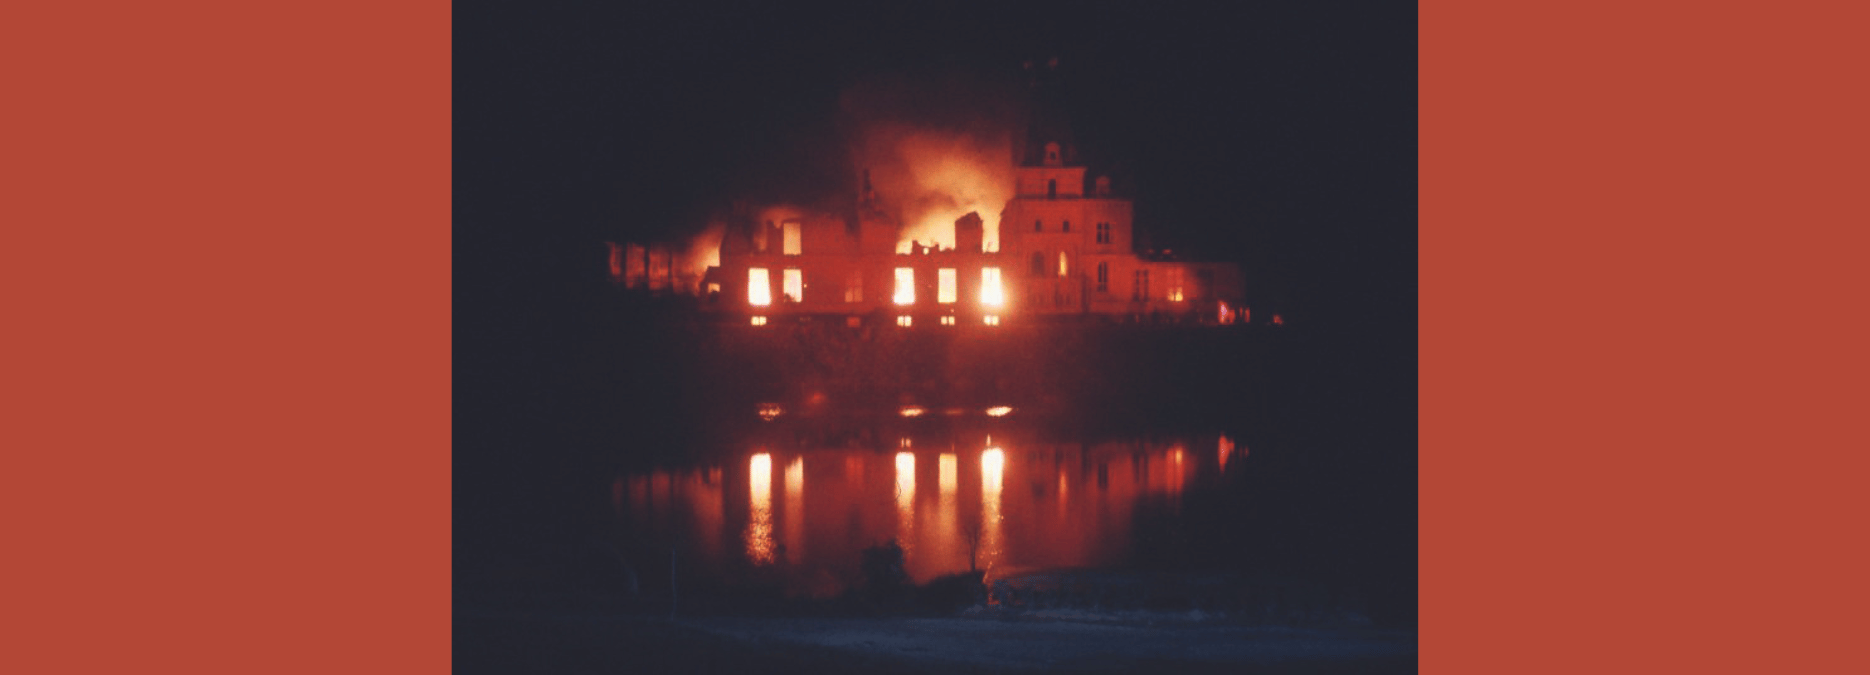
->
(611, 138), (1246, 326)
(610, 64), (1247, 325)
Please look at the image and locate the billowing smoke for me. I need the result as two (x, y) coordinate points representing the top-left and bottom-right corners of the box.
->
(841, 71), (1024, 253)
(856, 125), (1014, 252)
(682, 221), (724, 280)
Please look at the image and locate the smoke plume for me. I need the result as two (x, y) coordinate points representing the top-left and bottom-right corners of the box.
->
(840, 71), (1024, 252)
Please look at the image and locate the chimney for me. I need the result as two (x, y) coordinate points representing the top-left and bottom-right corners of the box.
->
(954, 212), (984, 253)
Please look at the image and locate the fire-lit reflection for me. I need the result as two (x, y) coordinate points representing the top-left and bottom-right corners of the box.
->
(895, 452), (916, 542)
(1168, 446), (1187, 498)
(981, 447), (1004, 576)
(784, 457), (804, 563)
(621, 431), (1244, 597)
(899, 405), (925, 418)
(936, 453), (959, 574)
(746, 453), (774, 565)
(985, 406), (1013, 417)
(757, 403), (782, 421)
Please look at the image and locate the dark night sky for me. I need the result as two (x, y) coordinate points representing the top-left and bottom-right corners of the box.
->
(456, 1), (1416, 327)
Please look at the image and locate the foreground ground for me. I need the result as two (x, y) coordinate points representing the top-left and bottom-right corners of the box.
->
(456, 608), (1415, 674)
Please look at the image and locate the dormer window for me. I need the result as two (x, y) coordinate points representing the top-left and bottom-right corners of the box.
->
(1044, 142), (1061, 166)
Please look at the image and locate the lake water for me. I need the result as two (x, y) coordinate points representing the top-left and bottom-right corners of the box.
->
(612, 411), (1246, 598)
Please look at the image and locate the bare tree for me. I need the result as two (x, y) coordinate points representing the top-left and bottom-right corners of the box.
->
(962, 522), (983, 572)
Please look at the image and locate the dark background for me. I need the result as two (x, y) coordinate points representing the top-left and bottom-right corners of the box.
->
(455, 0), (1416, 624)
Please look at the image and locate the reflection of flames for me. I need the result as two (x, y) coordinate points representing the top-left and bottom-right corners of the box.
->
(937, 453), (958, 572)
(898, 405), (925, 418)
(1167, 447), (1187, 500)
(784, 457), (804, 563)
(980, 447), (1004, 577)
(985, 406), (1013, 417)
(1218, 435), (1235, 471)
(746, 453), (774, 565)
(757, 403), (783, 421)
(895, 452), (916, 543)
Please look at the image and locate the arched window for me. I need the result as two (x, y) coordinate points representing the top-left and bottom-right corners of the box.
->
(1030, 252), (1046, 278)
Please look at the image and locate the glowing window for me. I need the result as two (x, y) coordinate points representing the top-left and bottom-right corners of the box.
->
(896, 315), (913, 327)
(1096, 262), (1108, 292)
(750, 316), (767, 326)
(893, 268), (915, 305)
(1058, 252), (1068, 277)
(983, 315), (999, 326)
(1166, 267), (1184, 302)
(782, 268), (802, 303)
(844, 271), (863, 303)
(782, 221), (802, 255)
(748, 268), (771, 306)
(938, 268), (957, 304)
(980, 267), (1003, 307)
(940, 315), (956, 326)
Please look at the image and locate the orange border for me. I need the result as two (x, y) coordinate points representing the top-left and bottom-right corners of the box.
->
(4, 2), (450, 673)
(14, 0), (1870, 671)
(1425, 1), (1870, 673)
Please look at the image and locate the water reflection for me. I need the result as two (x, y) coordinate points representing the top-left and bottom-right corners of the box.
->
(981, 447), (1004, 576)
(784, 457), (804, 563)
(935, 453), (958, 573)
(746, 453), (774, 565)
(895, 452), (915, 548)
(618, 426), (1245, 596)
